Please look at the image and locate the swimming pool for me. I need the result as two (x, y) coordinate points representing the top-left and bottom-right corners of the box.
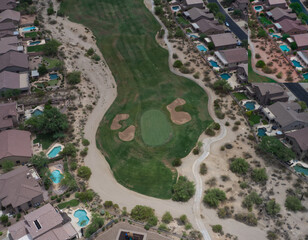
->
(29, 41), (41, 46)
(48, 146), (62, 158)
(49, 73), (58, 80)
(197, 45), (207, 52)
(188, 34), (198, 38)
(294, 165), (308, 176)
(254, 5), (263, 11)
(257, 128), (267, 137)
(220, 73), (231, 80)
(74, 210), (89, 227)
(271, 34), (281, 38)
(209, 60), (219, 68)
(32, 109), (43, 116)
(303, 73), (308, 80)
(172, 5), (180, 11)
(22, 26), (36, 32)
(50, 170), (63, 184)
(244, 101), (256, 110)
(280, 45), (290, 52)
(292, 60), (303, 68)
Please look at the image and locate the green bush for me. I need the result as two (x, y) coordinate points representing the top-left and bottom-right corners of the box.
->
(67, 71), (81, 85)
(285, 196), (304, 212)
(251, 168), (268, 183)
(38, 64), (48, 75)
(87, 48), (94, 56)
(256, 60), (265, 68)
(172, 158), (182, 167)
(212, 224), (222, 233)
(240, 182), (248, 189)
(80, 147), (88, 157)
(266, 199), (280, 216)
(58, 199), (79, 209)
(85, 214), (104, 238)
(242, 192), (263, 211)
(131, 205), (155, 222)
(267, 231), (278, 240)
(179, 214), (187, 224)
(43, 39), (61, 56)
(234, 213), (257, 226)
(158, 223), (168, 231)
(205, 127), (215, 136)
(47, 7), (54, 15)
(82, 138), (90, 146)
(2, 160), (14, 173)
(203, 188), (226, 208)
(92, 54), (101, 61)
(61, 143), (77, 157)
(172, 176), (195, 202)
(75, 190), (94, 202)
(77, 166), (92, 180)
(104, 201), (113, 208)
(0, 215), (8, 224)
(230, 158), (249, 175)
(200, 163), (207, 175)
(173, 60), (183, 68)
(162, 211), (173, 224)
(217, 206), (232, 219)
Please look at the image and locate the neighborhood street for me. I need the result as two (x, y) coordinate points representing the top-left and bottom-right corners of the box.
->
(284, 83), (308, 105)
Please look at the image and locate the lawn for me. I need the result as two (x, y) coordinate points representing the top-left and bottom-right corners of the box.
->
(233, 92), (248, 101)
(249, 113), (261, 125)
(25, 31), (38, 38)
(259, 16), (272, 26)
(27, 44), (45, 53)
(43, 57), (63, 70)
(177, 16), (190, 26)
(61, 0), (212, 199)
(33, 134), (54, 150)
(48, 79), (58, 86)
(248, 50), (276, 82)
(57, 199), (80, 209)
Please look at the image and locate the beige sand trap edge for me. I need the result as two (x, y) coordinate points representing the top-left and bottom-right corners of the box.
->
(111, 114), (129, 130)
(118, 125), (136, 141)
(167, 98), (192, 125)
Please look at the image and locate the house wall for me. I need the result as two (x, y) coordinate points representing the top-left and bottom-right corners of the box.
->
(285, 136), (308, 160)
(268, 3), (287, 9)
(215, 43), (237, 50)
(0, 66), (28, 73)
(254, 89), (286, 105)
(236, 67), (248, 83)
(0, 156), (31, 167)
(184, 0), (204, 9)
(283, 29), (307, 35)
(279, 121), (308, 131)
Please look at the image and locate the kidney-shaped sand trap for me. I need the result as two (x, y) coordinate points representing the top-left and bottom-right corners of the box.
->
(110, 114), (129, 130)
(167, 98), (192, 125)
(118, 125), (136, 141)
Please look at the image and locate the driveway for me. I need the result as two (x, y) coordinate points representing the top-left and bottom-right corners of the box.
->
(284, 83), (308, 105)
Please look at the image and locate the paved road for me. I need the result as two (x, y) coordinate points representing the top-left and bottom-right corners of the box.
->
(207, 0), (248, 41)
(284, 83), (308, 105)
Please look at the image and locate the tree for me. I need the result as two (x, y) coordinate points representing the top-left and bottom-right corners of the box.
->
(104, 201), (113, 208)
(282, 34), (290, 40)
(60, 143), (77, 157)
(242, 192), (263, 211)
(290, 2), (302, 14)
(38, 64), (48, 75)
(154, 6), (163, 15)
(30, 152), (49, 171)
(266, 199), (281, 216)
(257, 28), (267, 38)
(174, 28), (184, 38)
(203, 188), (226, 208)
(67, 71), (81, 85)
(215, 12), (226, 23)
(212, 224), (223, 233)
(172, 176), (195, 202)
(200, 163), (207, 175)
(131, 205), (155, 222)
(47, 7), (54, 15)
(285, 195), (305, 212)
(172, 158), (182, 167)
(85, 214), (104, 238)
(230, 158), (249, 175)
(298, 101), (307, 111)
(207, 42), (215, 50)
(2, 160), (14, 172)
(75, 190), (94, 202)
(207, 3), (219, 13)
(77, 166), (92, 180)
(0, 215), (8, 225)
(256, 60), (265, 68)
(290, 42), (297, 50)
(43, 39), (61, 56)
(60, 172), (78, 191)
(232, 9), (242, 18)
(251, 168), (268, 183)
(162, 211), (173, 224)
(82, 138), (90, 146)
(212, 79), (232, 94)
(173, 60), (183, 68)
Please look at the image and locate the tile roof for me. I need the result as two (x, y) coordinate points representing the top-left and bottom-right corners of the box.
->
(268, 0), (286, 5)
(267, 7), (296, 21)
(0, 21), (16, 31)
(0, 9), (20, 23)
(0, 0), (16, 12)
(277, 19), (307, 33)
(0, 101), (17, 129)
(216, 48), (248, 64)
(0, 51), (29, 72)
(252, 83), (285, 95)
(0, 71), (21, 90)
(210, 33), (237, 48)
(184, 7), (214, 21)
(292, 33), (308, 48)
(286, 127), (308, 151)
(194, 19), (224, 33)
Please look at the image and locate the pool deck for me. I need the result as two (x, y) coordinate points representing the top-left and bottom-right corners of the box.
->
(291, 160), (308, 169)
(241, 100), (260, 111)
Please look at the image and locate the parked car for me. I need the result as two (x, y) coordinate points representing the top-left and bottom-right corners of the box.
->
(225, 22), (230, 27)
(228, 7), (234, 11)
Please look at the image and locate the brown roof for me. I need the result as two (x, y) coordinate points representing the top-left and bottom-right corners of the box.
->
(0, 51), (29, 72)
(286, 127), (308, 151)
(267, 7), (296, 21)
(0, 36), (20, 54)
(194, 19), (224, 34)
(0, 129), (32, 160)
(277, 19), (307, 34)
(268, 0), (286, 6)
(252, 83), (285, 95)
(0, 0), (16, 12)
(0, 166), (42, 208)
(292, 33), (308, 48)
(217, 48), (248, 64)
(0, 101), (17, 129)
(210, 33), (237, 48)
(0, 21), (16, 31)
(184, 7), (214, 21)
(0, 71), (21, 90)
(0, 9), (20, 23)
(0, 30), (16, 38)
(9, 203), (78, 240)
(185, 0), (204, 5)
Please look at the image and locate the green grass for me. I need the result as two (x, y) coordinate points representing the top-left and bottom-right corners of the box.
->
(248, 50), (276, 83)
(259, 16), (272, 26)
(43, 57), (63, 70)
(61, 0), (212, 199)
(233, 92), (248, 101)
(57, 199), (80, 209)
(48, 79), (58, 86)
(27, 44), (45, 53)
(177, 16), (190, 26)
(33, 134), (54, 149)
(141, 110), (172, 146)
(25, 32), (38, 38)
(249, 113), (261, 125)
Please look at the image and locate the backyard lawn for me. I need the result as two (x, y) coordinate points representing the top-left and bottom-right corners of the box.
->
(259, 16), (272, 26)
(248, 113), (261, 125)
(61, 0), (212, 199)
(25, 32), (38, 38)
(248, 50), (276, 82)
(27, 44), (45, 53)
(177, 16), (190, 26)
(33, 134), (54, 150)
(48, 79), (58, 86)
(43, 57), (63, 70)
(233, 92), (248, 101)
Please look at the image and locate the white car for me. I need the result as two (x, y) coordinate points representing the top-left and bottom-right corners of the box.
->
(225, 22), (230, 27)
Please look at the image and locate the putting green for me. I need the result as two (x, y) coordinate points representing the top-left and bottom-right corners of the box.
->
(141, 110), (172, 146)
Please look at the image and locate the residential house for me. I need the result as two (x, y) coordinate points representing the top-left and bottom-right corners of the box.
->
(0, 102), (18, 131)
(237, 63), (248, 83)
(214, 48), (248, 69)
(0, 129), (32, 164)
(0, 71), (29, 93)
(192, 19), (224, 35)
(248, 83), (289, 105)
(0, 36), (23, 55)
(0, 51), (29, 73)
(0, 166), (43, 213)
(182, 0), (204, 9)
(264, 102), (308, 131)
(266, 7), (297, 22)
(0, 10), (20, 25)
(292, 33), (308, 50)
(8, 203), (78, 240)
(285, 127), (308, 161)
(0, 0), (16, 12)
(0, 30), (18, 38)
(0, 21), (16, 32)
(209, 33), (237, 50)
(183, 7), (214, 22)
(297, 50), (308, 68)
(267, 0), (287, 9)
(232, 0), (249, 12)
(274, 19), (307, 35)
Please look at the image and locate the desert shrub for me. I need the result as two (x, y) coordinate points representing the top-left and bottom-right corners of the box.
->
(82, 138), (90, 146)
(230, 158), (249, 175)
(172, 158), (182, 167)
(256, 60), (265, 68)
(77, 166), (92, 180)
(217, 206), (232, 218)
(203, 188), (226, 208)
(212, 224), (222, 233)
(104, 201), (113, 208)
(267, 231), (278, 240)
(85, 214), (104, 238)
(242, 192), (263, 211)
(251, 168), (268, 183)
(285, 196), (305, 212)
(86, 48), (94, 56)
(162, 211), (173, 224)
(131, 205), (155, 222)
(173, 60), (183, 68)
(240, 182), (248, 189)
(179, 214), (187, 224)
(2, 160), (14, 173)
(67, 71), (81, 85)
(205, 128), (215, 136)
(266, 199), (280, 216)
(75, 190), (94, 202)
(200, 163), (207, 175)
(172, 176), (195, 202)
(234, 213), (257, 226)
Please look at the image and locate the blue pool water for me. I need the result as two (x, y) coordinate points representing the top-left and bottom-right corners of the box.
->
(48, 146), (62, 158)
(220, 73), (231, 80)
(74, 210), (89, 227)
(50, 170), (63, 184)
(280, 45), (290, 52)
(303, 73), (308, 80)
(197, 45), (207, 52)
(292, 60), (303, 68)
(294, 165), (308, 176)
(272, 34), (281, 38)
(29, 41), (41, 46)
(257, 128), (267, 137)
(32, 109), (43, 116)
(172, 6), (180, 11)
(23, 26), (36, 32)
(244, 101), (256, 110)
(188, 34), (199, 38)
(254, 6), (263, 11)
(49, 73), (58, 80)
(209, 60), (219, 67)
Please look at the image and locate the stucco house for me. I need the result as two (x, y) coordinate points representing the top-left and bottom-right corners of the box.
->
(210, 33), (238, 50)
(266, 7), (297, 22)
(274, 19), (307, 35)
(237, 63), (248, 83)
(214, 48), (248, 69)
(0, 9), (20, 25)
(292, 33), (308, 51)
(285, 127), (308, 161)
(182, 0), (204, 9)
(0, 51), (29, 73)
(192, 19), (225, 35)
(267, 0), (287, 9)
(297, 50), (308, 68)
(183, 7), (214, 22)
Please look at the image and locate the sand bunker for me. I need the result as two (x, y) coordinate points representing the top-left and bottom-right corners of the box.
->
(167, 98), (191, 125)
(111, 114), (129, 130)
(119, 125), (136, 141)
